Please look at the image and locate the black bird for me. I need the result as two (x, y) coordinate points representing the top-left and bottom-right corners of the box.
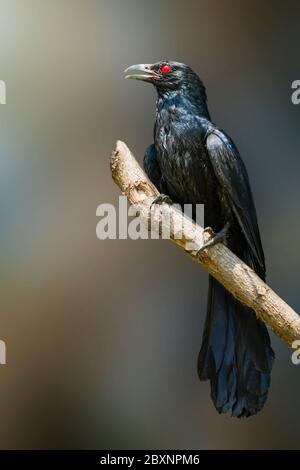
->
(124, 61), (274, 417)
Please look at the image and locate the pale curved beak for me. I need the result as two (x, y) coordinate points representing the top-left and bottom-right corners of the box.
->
(124, 64), (160, 81)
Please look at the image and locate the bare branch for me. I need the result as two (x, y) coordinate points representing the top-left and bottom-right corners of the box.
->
(110, 140), (300, 348)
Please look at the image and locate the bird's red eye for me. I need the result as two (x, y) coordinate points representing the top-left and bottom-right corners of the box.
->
(161, 64), (171, 75)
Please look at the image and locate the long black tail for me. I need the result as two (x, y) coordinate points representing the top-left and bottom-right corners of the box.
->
(198, 276), (274, 417)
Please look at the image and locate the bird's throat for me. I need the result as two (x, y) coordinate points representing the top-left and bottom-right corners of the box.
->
(156, 90), (210, 122)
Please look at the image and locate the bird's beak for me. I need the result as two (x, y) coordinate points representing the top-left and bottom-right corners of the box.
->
(124, 64), (160, 82)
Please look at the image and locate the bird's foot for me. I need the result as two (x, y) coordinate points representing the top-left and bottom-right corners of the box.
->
(151, 194), (173, 208)
(201, 222), (230, 250)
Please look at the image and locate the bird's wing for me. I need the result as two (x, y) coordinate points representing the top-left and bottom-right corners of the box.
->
(143, 144), (162, 190)
(205, 128), (265, 275)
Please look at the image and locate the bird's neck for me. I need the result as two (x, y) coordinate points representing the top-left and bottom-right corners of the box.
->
(156, 88), (210, 120)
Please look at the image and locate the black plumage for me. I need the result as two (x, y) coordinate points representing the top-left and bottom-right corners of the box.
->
(125, 61), (274, 417)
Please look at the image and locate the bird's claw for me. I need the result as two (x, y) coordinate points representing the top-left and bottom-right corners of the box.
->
(201, 222), (230, 250)
(151, 194), (173, 208)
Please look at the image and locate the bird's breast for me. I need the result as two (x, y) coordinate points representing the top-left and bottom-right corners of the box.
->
(154, 115), (214, 205)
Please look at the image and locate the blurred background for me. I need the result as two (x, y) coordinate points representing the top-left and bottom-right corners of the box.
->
(0, 0), (299, 450)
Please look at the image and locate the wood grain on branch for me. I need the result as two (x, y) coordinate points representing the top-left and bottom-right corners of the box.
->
(110, 140), (300, 348)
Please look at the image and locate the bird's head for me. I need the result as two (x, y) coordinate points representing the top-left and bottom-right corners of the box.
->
(124, 61), (204, 95)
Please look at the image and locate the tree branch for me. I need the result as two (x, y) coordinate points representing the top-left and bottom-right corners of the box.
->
(110, 140), (300, 348)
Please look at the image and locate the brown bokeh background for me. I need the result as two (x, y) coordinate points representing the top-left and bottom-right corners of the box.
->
(0, 0), (300, 449)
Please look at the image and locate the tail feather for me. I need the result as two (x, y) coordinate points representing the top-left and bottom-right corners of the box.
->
(198, 276), (274, 417)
